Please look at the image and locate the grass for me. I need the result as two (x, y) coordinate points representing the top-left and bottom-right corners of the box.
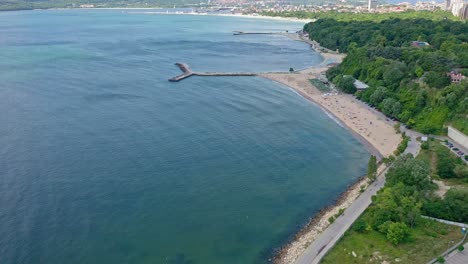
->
(309, 79), (330, 92)
(321, 218), (463, 264)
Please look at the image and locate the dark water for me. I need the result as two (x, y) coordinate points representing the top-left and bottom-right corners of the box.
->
(0, 10), (369, 264)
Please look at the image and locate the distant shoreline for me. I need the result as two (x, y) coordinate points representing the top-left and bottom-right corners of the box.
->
(3, 7), (312, 23)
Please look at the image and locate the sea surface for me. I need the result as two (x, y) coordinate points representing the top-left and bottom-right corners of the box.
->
(0, 10), (369, 264)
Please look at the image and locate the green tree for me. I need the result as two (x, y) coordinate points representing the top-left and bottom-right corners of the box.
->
(424, 71), (451, 89)
(386, 155), (432, 191)
(370, 86), (387, 105)
(352, 219), (368, 233)
(386, 222), (410, 245)
(333, 75), (356, 94)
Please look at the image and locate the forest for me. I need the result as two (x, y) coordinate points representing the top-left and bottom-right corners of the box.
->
(262, 10), (458, 22)
(303, 18), (468, 134)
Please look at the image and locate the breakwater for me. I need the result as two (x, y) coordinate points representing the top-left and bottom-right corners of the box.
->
(169, 63), (260, 82)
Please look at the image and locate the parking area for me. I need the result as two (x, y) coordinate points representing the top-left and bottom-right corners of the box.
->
(442, 141), (468, 163)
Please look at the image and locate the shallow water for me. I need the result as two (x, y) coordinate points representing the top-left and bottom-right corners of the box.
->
(0, 10), (369, 264)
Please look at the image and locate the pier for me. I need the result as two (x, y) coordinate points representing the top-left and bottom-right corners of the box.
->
(168, 63), (258, 82)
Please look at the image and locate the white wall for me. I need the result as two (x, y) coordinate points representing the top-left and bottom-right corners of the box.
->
(448, 126), (468, 150)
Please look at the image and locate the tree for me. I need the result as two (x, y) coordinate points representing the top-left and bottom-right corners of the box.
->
(437, 256), (445, 263)
(352, 219), (368, 233)
(333, 75), (357, 93)
(415, 66), (424, 77)
(367, 155), (378, 182)
(424, 71), (451, 89)
(423, 189), (468, 223)
(386, 222), (410, 245)
(370, 86), (387, 105)
(385, 154), (432, 191)
(382, 98), (398, 117)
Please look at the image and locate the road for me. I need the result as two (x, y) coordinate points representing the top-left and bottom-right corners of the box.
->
(294, 165), (389, 264)
(295, 103), (421, 264)
(445, 242), (468, 264)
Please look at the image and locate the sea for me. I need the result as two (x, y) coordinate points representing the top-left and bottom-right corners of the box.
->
(0, 9), (369, 264)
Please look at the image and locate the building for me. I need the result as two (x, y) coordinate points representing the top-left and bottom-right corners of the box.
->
(354, 80), (369, 90)
(368, 0), (378, 11)
(447, 0), (468, 20)
(448, 71), (465, 83)
(411, 41), (430, 47)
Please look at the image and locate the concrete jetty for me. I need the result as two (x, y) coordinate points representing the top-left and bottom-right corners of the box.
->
(168, 63), (195, 82)
(168, 63), (258, 82)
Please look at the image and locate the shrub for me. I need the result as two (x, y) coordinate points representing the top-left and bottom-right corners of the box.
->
(436, 256), (445, 263)
(421, 141), (429, 150)
(329, 216), (336, 223)
(457, 245), (464, 251)
(353, 219), (368, 233)
(386, 222), (410, 245)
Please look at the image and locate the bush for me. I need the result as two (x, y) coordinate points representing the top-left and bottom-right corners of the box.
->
(437, 256), (445, 263)
(329, 216), (335, 223)
(386, 222), (410, 245)
(333, 75), (357, 94)
(353, 219), (368, 233)
(422, 189), (468, 223)
(421, 141), (429, 150)
(457, 245), (464, 251)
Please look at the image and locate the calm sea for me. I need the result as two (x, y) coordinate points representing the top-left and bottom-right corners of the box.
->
(0, 10), (369, 264)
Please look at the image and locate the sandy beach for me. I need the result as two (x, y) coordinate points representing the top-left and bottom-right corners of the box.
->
(260, 62), (400, 158)
(259, 37), (401, 264)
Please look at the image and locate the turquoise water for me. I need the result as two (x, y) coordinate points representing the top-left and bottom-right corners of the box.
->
(0, 10), (369, 264)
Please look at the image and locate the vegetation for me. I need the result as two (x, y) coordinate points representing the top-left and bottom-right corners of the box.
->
(423, 189), (468, 223)
(309, 79), (330, 92)
(322, 153), (466, 263)
(415, 139), (468, 223)
(367, 155), (377, 182)
(321, 218), (462, 264)
(394, 134), (410, 156)
(304, 17), (468, 134)
(417, 139), (467, 182)
(262, 10), (458, 22)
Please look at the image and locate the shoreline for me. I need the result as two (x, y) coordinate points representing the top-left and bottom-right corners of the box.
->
(259, 34), (400, 263)
(7, 7), (309, 23)
(127, 11), (312, 23)
(272, 175), (369, 264)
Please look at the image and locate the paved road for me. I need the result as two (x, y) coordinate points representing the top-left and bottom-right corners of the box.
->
(445, 242), (468, 264)
(295, 165), (389, 264)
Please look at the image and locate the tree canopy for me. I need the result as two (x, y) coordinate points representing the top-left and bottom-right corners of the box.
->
(304, 17), (468, 134)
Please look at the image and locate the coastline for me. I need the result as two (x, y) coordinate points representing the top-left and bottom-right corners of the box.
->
(259, 35), (401, 264)
(272, 176), (368, 264)
(86, 8), (313, 23)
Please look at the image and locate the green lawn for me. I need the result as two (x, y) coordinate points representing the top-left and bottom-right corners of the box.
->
(321, 218), (463, 264)
(309, 79), (330, 92)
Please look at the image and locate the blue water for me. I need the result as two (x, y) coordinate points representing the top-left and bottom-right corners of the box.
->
(0, 10), (369, 264)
